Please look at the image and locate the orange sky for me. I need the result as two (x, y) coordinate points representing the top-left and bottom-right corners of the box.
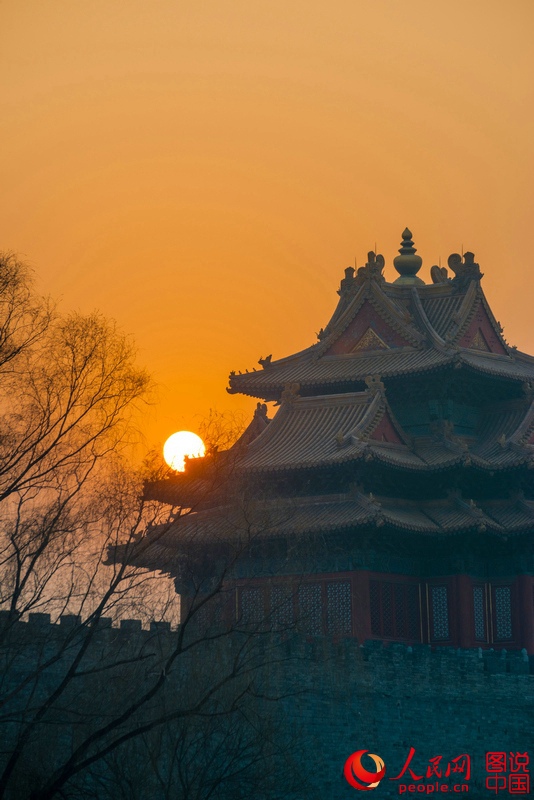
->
(1, 0), (534, 452)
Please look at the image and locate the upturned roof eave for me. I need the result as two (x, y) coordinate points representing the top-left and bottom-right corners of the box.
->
(227, 279), (425, 395)
(228, 260), (534, 399)
(234, 445), (534, 476)
(228, 346), (534, 399)
(120, 496), (534, 565)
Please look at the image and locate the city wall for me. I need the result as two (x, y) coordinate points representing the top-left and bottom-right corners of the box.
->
(1, 612), (533, 798)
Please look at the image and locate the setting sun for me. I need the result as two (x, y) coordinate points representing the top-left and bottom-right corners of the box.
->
(163, 430), (205, 472)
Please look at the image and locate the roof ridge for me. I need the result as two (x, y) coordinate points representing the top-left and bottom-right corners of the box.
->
(504, 398), (534, 447)
(315, 279), (425, 357)
(409, 286), (458, 355)
(448, 282), (510, 355)
(344, 390), (384, 444)
(445, 280), (478, 343)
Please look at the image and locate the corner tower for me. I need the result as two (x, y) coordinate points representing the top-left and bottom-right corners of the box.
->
(128, 231), (534, 654)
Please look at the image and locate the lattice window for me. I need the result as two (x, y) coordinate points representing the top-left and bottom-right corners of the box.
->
(370, 580), (420, 641)
(326, 581), (352, 636)
(382, 582), (394, 637)
(406, 584), (420, 640)
(431, 585), (450, 640)
(270, 584), (294, 629)
(494, 586), (512, 640)
(394, 583), (408, 638)
(298, 583), (322, 635)
(240, 587), (264, 626)
(473, 586), (486, 641)
(194, 593), (224, 632)
(394, 583), (420, 640)
(370, 580), (381, 635)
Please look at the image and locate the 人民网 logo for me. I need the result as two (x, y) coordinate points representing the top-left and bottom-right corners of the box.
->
(344, 749), (386, 791)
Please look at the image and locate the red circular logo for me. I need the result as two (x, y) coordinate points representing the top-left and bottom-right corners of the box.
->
(344, 750), (386, 791)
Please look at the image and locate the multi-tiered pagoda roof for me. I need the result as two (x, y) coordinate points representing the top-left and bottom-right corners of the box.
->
(227, 242), (534, 400)
(130, 229), (534, 651)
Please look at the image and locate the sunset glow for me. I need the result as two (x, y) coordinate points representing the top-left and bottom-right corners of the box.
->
(1, 1), (533, 447)
(163, 431), (205, 472)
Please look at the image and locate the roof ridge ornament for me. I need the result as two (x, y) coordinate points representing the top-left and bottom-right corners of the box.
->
(393, 228), (425, 285)
(430, 264), (449, 284)
(349, 251), (386, 287)
(447, 251), (483, 288)
(280, 383), (300, 404)
(364, 374), (385, 395)
(334, 429), (347, 448)
(254, 402), (268, 419)
(448, 490), (488, 531)
(336, 266), (359, 302)
(258, 354), (272, 369)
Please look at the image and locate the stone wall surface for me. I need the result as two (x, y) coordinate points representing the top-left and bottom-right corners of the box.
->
(1, 613), (533, 798)
(273, 639), (533, 798)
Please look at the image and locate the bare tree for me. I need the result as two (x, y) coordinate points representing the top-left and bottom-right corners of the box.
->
(0, 253), (305, 800)
(86, 701), (307, 800)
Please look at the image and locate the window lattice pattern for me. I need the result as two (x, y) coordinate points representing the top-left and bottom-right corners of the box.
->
(194, 593), (224, 632)
(396, 583), (420, 640)
(369, 581), (420, 641)
(270, 584), (294, 629)
(326, 582), (352, 636)
(240, 587), (263, 626)
(494, 586), (512, 640)
(370, 581), (381, 635)
(473, 586), (486, 641)
(298, 584), (322, 635)
(381, 583), (394, 637)
(431, 585), (450, 640)
(407, 584), (421, 640)
(394, 583), (408, 638)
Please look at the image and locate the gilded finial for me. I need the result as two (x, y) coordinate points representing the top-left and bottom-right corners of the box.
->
(393, 228), (424, 285)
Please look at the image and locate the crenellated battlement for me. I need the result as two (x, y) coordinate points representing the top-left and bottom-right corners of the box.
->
(1, 610), (532, 677)
(1, 610), (532, 799)
(0, 610), (173, 633)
